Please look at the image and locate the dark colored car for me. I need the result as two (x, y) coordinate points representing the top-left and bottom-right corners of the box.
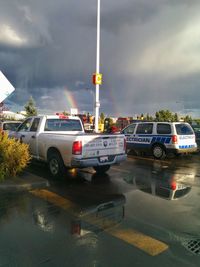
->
(192, 125), (200, 147)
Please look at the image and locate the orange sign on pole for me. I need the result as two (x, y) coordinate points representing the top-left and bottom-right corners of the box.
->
(92, 73), (102, 85)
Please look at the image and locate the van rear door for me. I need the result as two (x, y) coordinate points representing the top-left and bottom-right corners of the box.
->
(175, 123), (196, 148)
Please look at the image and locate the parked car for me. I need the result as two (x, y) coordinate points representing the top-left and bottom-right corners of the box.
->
(10, 114), (127, 177)
(0, 120), (22, 134)
(192, 125), (200, 147)
(121, 121), (197, 159)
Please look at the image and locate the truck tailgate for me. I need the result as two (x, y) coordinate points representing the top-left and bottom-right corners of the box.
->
(82, 135), (125, 159)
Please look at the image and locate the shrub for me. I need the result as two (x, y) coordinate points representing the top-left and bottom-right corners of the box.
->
(0, 131), (31, 181)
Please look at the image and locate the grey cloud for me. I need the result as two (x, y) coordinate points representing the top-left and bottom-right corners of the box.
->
(1, 0), (200, 117)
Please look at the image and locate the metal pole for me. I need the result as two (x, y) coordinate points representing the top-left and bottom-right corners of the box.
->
(95, 0), (100, 132)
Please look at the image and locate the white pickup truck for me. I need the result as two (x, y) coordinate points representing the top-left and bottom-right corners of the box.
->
(11, 114), (126, 177)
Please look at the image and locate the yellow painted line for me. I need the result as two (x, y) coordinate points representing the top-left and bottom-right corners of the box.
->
(107, 228), (168, 256)
(30, 189), (169, 256)
(30, 189), (77, 211)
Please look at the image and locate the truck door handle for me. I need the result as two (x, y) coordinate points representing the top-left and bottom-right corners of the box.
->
(20, 135), (25, 143)
(31, 135), (36, 139)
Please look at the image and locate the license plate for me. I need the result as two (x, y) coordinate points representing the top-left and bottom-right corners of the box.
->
(100, 156), (108, 163)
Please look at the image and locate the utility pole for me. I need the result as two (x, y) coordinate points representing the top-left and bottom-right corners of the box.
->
(94, 0), (101, 132)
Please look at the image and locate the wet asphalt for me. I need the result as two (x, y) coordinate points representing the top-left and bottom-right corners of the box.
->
(0, 153), (200, 267)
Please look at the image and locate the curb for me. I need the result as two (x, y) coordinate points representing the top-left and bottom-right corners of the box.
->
(127, 154), (171, 164)
(0, 171), (49, 192)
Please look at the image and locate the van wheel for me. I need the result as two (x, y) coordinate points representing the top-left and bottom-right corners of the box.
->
(152, 144), (166, 159)
(93, 165), (110, 174)
(48, 151), (65, 178)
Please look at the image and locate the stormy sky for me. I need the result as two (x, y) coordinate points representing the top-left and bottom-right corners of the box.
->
(1, 0), (200, 117)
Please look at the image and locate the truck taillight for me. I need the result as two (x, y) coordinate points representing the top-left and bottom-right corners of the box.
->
(172, 135), (178, 144)
(72, 141), (82, 155)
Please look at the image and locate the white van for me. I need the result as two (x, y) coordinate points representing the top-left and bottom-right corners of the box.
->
(121, 122), (197, 159)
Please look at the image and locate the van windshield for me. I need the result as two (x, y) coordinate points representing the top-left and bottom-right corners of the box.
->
(175, 124), (194, 135)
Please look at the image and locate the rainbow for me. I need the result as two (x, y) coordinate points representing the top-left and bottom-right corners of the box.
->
(63, 88), (78, 110)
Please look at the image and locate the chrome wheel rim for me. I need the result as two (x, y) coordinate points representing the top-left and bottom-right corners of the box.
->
(153, 146), (163, 158)
(49, 158), (59, 175)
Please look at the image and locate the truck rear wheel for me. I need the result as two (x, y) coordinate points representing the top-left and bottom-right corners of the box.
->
(93, 165), (110, 174)
(48, 151), (65, 178)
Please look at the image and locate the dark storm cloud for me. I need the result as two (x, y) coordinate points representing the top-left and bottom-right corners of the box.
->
(1, 0), (200, 116)
(99, 0), (165, 34)
(0, 0), (97, 109)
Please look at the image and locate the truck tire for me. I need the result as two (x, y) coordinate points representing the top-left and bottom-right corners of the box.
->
(48, 151), (65, 178)
(93, 165), (110, 174)
(152, 144), (166, 159)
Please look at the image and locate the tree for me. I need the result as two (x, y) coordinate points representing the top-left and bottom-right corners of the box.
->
(143, 113), (153, 121)
(0, 132), (31, 180)
(174, 113), (179, 122)
(24, 96), (37, 117)
(184, 115), (192, 124)
(155, 110), (177, 122)
(63, 111), (70, 115)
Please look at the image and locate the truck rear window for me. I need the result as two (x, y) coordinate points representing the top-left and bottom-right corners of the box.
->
(45, 119), (82, 131)
(175, 124), (194, 135)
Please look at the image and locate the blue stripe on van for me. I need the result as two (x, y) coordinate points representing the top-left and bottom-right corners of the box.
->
(126, 135), (172, 145)
(179, 145), (195, 149)
(165, 137), (171, 144)
(161, 137), (166, 143)
(149, 136), (171, 144)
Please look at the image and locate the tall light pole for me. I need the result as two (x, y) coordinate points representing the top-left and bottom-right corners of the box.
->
(94, 0), (101, 132)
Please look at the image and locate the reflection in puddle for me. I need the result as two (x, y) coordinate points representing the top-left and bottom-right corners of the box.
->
(31, 189), (126, 243)
(33, 209), (54, 233)
(123, 162), (195, 200)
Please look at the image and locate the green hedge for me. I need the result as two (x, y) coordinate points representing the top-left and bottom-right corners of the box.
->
(0, 131), (31, 181)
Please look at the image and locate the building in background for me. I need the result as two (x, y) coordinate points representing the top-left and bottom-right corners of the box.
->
(1, 111), (26, 120)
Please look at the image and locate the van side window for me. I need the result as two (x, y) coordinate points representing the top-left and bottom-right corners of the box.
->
(136, 123), (153, 134)
(157, 124), (171, 134)
(123, 124), (136, 134)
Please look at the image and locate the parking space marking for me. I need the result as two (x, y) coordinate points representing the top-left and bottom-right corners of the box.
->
(108, 228), (168, 256)
(30, 189), (169, 256)
(30, 189), (77, 211)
